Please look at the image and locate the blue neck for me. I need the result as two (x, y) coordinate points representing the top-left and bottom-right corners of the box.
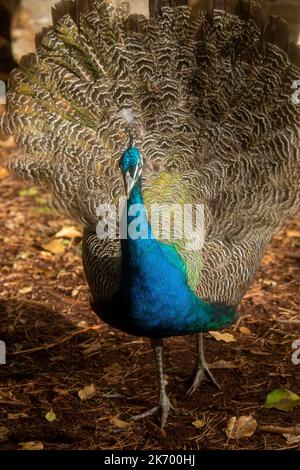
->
(128, 178), (143, 205)
(117, 175), (238, 338)
(122, 178), (153, 251)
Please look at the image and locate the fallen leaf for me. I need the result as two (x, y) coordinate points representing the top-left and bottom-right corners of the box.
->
(264, 389), (300, 412)
(45, 409), (57, 422)
(40, 251), (53, 259)
(53, 387), (69, 396)
(71, 287), (81, 297)
(239, 326), (251, 335)
(0, 167), (9, 179)
(283, 433), (300, 445)
(192, 418), (205, 429)
(226, 416), (257, 439)
(209, 331), (236, 343)
(19, 187), (39, 197)
(0, 426), (10, 442)
(35, 207), (54, 215)
(262, 279), (277, 287)
(110, 416), (131, 428)
(287, 230), (300, 238)
(54, 226), (82, 239)
(20, 441), (44, 450)
(0, 136), (15, 149)
(7, 412), (28, 420)
(18, 251), (31, 260)
(18, 286), (32, 295)
(78, 383), (97, 401)
(42, 239), (66, 255)
(35, 196), (48, 205)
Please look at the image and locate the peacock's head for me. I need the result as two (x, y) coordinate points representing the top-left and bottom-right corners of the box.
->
(120, 145), (143, 197)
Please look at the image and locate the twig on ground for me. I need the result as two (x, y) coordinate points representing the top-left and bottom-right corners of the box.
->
(12, 325), (102, 355)
(259, 425), (300, 435)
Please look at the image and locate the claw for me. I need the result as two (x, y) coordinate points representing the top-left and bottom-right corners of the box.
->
(186, 363), (221, 397)
(130, 395), (179, 428)
(186, 333), (222, 396)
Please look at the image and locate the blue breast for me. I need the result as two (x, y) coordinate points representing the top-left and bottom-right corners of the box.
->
(114, 179), (238, 338)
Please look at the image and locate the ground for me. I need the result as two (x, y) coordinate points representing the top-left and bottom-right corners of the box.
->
(0, 143), (300, 451)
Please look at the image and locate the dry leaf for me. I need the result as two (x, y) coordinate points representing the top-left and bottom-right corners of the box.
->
(40, 251), (52, 259)
(7, 412), (28, 420)
(45, 409), (56, 422)
(54, 226), (82, 239)
(0, 136), (16, 149)
(192, 419), (205, 429)
(0, 167), (9, 180)
(53, 387), (69, 396)
(71, 287), (81, 297)
(209, 331), (236, 343)
(20, 441), (44, 450)
(18, 251), (31, 260)
(0, 426), (10, 442)
(78, 383), (97, 401)
(19, 187), (39, 197)
(283, 433), (300, 445)
(264, 389), (300, 412)
(110, 416), (131, 428)
(262, 279), (277, 287)
(239, 326), (251, 335)
(287, 230), (300, 238)
(18, 286), (32, 295)
(42, 239), (66, 255)
(226, 416), (257, 439)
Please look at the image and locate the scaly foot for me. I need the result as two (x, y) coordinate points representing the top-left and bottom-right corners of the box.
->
(130, 394), (179, 428)
(186, 361), (221, 397)
(186, 333), (222, 396)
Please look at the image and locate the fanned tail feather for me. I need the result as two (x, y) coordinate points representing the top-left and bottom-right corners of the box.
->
(1, 0), (300, 305)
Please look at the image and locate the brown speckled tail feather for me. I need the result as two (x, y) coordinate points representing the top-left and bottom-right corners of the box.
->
(1, 0), (299, 308)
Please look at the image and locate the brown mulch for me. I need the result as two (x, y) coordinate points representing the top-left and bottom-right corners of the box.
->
(0, 143), (300, 451)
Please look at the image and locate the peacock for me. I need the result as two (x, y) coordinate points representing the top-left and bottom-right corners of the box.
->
(1, 0), (300, 428)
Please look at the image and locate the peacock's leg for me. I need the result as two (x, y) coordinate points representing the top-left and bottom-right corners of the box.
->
(186, 333), (221, 396)
(131, 338), (177, 428)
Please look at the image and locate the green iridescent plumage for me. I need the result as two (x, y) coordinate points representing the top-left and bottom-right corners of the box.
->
(143, 172), (204, 291)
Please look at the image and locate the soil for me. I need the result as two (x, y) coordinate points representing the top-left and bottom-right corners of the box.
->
(0, 142), (299, 450)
